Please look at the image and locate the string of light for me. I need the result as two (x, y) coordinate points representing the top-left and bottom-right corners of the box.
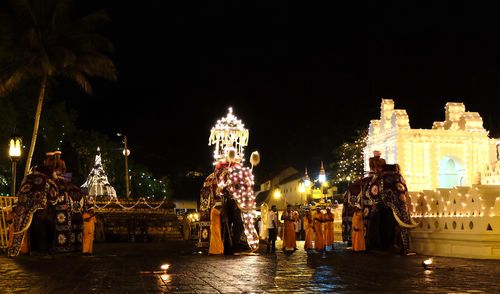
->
(93, 196), (168, 210)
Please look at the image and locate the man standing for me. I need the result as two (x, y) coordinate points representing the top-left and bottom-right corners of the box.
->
(369, 150), (386, 176)
(209, 202), (224, 255)
(281, 205), (297, 252)
(82, 207), (97, 255)
(352, 205), (366, 252)
(314, 206), (325, 252)
(266, 205), (278, 253)
(324, 206), (335, 250)
(303, 209), (314, 251)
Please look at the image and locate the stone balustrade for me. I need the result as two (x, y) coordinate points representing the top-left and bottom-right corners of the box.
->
(409, 185), (500, 258)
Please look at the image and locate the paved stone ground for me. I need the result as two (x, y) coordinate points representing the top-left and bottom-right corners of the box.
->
(1, 240), (500, 293)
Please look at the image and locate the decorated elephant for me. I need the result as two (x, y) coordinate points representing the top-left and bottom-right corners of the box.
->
(198, 107), (261, 253)
(8, 169), (87, 257)
(198, 161), (259, 253)
(342, 164), (417, 255)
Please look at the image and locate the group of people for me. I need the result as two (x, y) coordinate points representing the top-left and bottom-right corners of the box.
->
(264, 204), (336, 253)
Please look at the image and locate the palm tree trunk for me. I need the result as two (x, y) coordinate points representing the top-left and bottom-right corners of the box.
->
(24, 74), (48, 176)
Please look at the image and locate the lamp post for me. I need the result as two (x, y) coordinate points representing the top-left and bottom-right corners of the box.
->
(303, 168), (311, 204)
(117, 133), (130, 199)
(318, 161), (327, 202)
(9, 137), (22, 196)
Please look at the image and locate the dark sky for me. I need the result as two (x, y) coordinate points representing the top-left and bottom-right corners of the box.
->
(65, 1), (500, 180)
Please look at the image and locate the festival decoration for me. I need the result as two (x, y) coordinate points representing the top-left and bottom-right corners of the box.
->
(199, 107), (260, 252)
(81, 148), (117, 205)
(250, 151), (260, 169)
(208, 107), (249, 164)
(331, 129), (367, 187)
(81, 148), (168, 210)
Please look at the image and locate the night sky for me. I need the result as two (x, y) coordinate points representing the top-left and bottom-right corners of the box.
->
(64, 1), (500, 181)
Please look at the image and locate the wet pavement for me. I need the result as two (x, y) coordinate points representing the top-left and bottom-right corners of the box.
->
(1, 240), (500, 293)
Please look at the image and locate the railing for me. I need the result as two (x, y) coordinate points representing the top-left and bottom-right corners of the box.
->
(0, 196), (17, 249)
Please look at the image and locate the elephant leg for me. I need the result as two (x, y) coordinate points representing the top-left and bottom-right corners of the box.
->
(391, 203), (413, 254)
(229, 202), (245, 249)
(367, 204), (382, 250)
(380, 205), (396, 250)
(399, 227), (410, 254)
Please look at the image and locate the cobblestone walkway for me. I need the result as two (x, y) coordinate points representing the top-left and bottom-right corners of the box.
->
(1, 240), (500, 293)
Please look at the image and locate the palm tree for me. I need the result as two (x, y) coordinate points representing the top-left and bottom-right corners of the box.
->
(0, 0), (117, 175)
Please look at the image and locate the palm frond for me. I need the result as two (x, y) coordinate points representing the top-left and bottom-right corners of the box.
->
(74, 10), (110, 32)
(68, 33), (115, 53)
(63, 70), (92, 94)
(76, 53), (117, 81)
(0, 66), (30, 95)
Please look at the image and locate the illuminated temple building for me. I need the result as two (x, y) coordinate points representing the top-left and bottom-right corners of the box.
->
(364, 99), (498, 191)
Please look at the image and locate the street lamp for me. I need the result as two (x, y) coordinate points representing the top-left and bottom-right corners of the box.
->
(9, 137), (22, 196)
(318, 161), (327, 202)
(273, 187), (286, 209)
(300, 168), (311, 205)
(117, 133), (131, 199)
(273, 188), (282, 199)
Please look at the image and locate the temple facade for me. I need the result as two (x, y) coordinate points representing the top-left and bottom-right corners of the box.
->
(365, 99), (497, 191)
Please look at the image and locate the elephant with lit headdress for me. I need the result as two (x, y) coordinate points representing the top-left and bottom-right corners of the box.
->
(198, 151), (260, 253)
(342, 164), (417, 255)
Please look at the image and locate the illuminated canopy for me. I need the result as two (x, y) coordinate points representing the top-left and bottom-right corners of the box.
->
(208, 107), (249, 164)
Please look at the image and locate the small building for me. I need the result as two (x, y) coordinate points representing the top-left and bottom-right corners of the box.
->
(255, 166), (334, 210)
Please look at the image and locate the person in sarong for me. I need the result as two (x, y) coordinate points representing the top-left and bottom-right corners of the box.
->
(324, 206), (335, 250)
(43, 152), (55, 172)
(281, 205), (297, 252)
(82, 207), (97, 255)
(303, 209), (314, 251)
(209, 202), (224, 255)
(352, 206), (366, 252)
(313, 206), (325, 252)
(369, 150), (386, 176)
(53, 151), (67, 176)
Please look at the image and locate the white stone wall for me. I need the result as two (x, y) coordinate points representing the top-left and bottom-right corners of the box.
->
(409, 186), (500, 259)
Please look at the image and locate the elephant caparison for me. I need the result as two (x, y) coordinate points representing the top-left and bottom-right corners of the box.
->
(342, 164), (418, 255)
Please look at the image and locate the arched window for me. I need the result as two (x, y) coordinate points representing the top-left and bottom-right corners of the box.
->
(439, 156), (467, 188)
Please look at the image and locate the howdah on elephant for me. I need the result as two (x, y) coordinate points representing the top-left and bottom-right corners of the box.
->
(342, 164), (418, 255)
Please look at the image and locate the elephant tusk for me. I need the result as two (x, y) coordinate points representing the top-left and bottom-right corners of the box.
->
(392, 209), (419, 229)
